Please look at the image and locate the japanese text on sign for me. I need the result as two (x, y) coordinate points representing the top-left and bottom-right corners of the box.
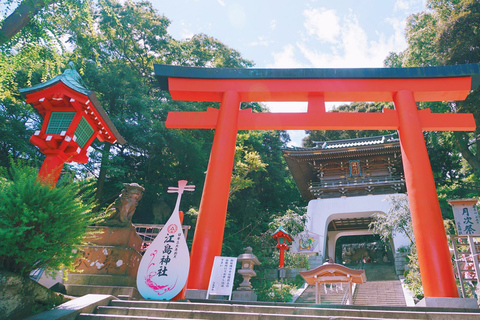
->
(452, 203), (480, 236)
(206, 256), (237, 300)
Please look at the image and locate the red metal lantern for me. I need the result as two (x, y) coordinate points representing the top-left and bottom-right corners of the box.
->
(272, 226), (293, 270)
(20, 65), (125, 185)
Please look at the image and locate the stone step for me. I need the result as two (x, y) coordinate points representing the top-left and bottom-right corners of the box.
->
(354, 280), (406, 306)
(65, 284), (142, 299)
(29, 295), (480, 320)
(75, 299), (480, 320)
(295, 284), (346, 304)
(79, 306), (415, 320)
(65, 274), (137, 286)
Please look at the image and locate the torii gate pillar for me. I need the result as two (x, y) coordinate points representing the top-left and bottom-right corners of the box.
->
(189, 91), (241, 286)
(394, 90), (458, 296)
(155, 63), (480, 297)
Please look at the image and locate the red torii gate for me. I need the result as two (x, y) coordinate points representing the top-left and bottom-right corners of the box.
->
(155, 63), (480, 298)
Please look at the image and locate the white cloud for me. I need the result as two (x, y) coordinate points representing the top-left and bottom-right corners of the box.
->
(218, 0), (226, 6)
(248, 36), (273, 47)
(303, 8), (340, 43)
(178, 20), (194, 39)
(295, 12), (407, 69)
(263, 6), (419, 146)
(227, 3), (246, 29)
(394, 0), (411, 11)
(270, 19), (277, 31)
(394, 0), (427, 12)
(269, 44), (308, 68)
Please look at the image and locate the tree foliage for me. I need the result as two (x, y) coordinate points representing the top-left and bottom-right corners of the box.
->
(0, 0), (303, 279)
(0, 162), (97, 276)
(384, 0), (480, 205)
(302, 102), (395, 147)
(369, 194), (414, 246)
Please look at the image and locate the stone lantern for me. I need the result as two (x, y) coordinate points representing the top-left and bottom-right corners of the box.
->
(232, 247), (261, 301)
(19, 63), (125, 185)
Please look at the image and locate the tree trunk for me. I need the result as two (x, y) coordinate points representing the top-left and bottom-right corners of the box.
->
(453, 131), (480, 173)
(95, 143), (112, 210)
(0, 0), (55, 45)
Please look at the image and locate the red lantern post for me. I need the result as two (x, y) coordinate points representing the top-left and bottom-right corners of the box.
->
(20, 65), (125, 185)
(272, 226), (293, 269)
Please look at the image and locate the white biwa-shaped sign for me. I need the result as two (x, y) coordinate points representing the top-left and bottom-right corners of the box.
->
(137, 180), (194, 300)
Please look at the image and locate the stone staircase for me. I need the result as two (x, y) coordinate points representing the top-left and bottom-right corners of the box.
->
(295, 284), (347, 304)
(354, 280), (406, 306)
(73, 298), (480, 320)
(296, 262), (407, 306)
(353, 262), (407, 306)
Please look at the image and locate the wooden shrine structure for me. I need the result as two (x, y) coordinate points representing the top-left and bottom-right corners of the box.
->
(155, 63), (480, 298)
(300, 263), (366, 304)
(283, 133), (405, 200)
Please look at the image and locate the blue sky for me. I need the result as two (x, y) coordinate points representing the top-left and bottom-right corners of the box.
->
(151, 0), (427, 145)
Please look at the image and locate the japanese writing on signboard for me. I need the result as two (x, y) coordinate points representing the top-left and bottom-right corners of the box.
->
(137, 180), (193, 300)
(206, 256), (237, 300)
(156, 225), (183, 277)
(137, 213), (190, 300)
(452, 203), (480, 236)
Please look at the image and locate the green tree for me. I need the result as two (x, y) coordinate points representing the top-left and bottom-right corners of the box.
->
(1, 0), (303, 271)
(302, 102), (395, 147)
(222, 129), (303, 257)
(0, 163), (97, 276)
(229, 133), (268, 199)
(369, 194), (414, 246)
(0, 0), (90, 46)
(384, 0), (480, 202)
(0, 0), (56, 44)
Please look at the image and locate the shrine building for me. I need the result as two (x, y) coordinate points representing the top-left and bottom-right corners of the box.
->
(283, 133), (411, 266)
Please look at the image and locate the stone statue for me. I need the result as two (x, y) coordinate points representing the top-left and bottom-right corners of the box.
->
(100, 183), (145, 227)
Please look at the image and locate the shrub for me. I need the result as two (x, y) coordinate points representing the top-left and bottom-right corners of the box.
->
(255, 280), (294, 302)
(0, 163), (96, 276)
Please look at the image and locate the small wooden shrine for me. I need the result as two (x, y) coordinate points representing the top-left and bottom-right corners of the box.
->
(300, 263), (366, 304)
(283, 134), (405, 201)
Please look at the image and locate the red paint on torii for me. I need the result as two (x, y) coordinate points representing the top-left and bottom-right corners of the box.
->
(156, 64), (479, 298)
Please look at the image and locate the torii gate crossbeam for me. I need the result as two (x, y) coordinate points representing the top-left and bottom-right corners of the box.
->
(155, 63), (480, 298)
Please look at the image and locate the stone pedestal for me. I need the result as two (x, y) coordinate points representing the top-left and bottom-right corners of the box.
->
(185, 289), (208, 300)
(65, 225), (143, 298)
(232, 290), (257, 301)
(417, 297), (478, 309)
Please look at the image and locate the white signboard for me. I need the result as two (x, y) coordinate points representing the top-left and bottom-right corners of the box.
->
(137, 181), (194, 300)
(450, 199), (480, 236)
(291, 230), (322, 253)
(206, 256), (237, 300)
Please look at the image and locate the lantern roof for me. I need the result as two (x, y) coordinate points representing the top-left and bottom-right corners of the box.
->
(272, 226), (293, 242)
(20, 62), (92, 96)
(19, 63), (126, 144)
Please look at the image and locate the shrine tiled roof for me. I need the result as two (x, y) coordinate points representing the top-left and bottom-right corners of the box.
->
(284, 134), (398, 152)
(282, 134), (403, 201)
